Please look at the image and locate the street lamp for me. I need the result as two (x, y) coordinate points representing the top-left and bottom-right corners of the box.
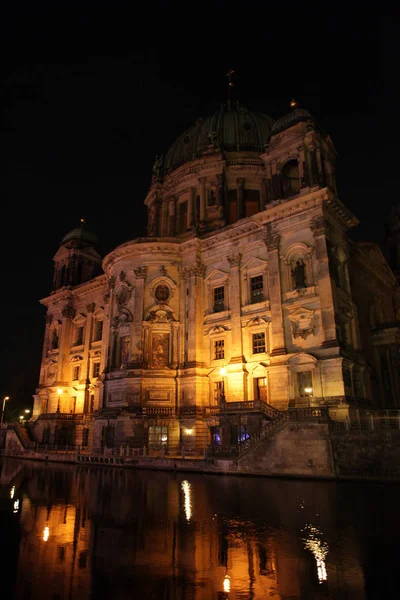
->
(1, 396), (10, 426)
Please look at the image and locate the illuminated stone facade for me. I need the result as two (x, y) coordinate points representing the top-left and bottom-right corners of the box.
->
(31, 102), (400, 450)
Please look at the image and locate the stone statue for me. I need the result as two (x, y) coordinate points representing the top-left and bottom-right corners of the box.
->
(152, 155), (163, 181)
(292, 260), (306, 289)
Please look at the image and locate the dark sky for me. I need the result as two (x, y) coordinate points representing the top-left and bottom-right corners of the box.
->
(0, 1), (396, 412)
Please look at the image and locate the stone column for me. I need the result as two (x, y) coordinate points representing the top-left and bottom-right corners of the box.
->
(265, 225), (285, 355)
(298, 148), (306, 187)
(216, 174), (224, 208)
(228, 253), (243, 361)
(188, 188), (195, 228)
(311, 216), (337, 345)
(160, 200), (168, 236)
(260, 178), (267, 210)
(236, 177), (245, 220)
(132, 267), (147, 363)
(178, 267), (187, 366)
(82, 302), (96, 413)
(198, 177), (206, 221)
(39, 314), (52, 386)
(186, 259), (205, 365)
(168, 197), (176, 236)
(57, 303), (76, 382)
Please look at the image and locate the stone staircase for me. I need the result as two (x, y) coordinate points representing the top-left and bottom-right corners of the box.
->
(237, 410), (289, 459)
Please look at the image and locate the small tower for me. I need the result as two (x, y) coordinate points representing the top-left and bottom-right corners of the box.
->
(52, 219), (102, 291)
(384, 204), (400, 283)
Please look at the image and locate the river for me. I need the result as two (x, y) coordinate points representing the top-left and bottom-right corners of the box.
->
(1, 457), (399, 599)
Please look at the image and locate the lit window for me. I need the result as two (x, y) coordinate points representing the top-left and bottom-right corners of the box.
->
(297, 371), (313, 397)
(252, 332), (266, 354)
(250, 275), (264, 303)
(214, 339), (225, 360)
(148, 426), (168, 448)
(213, 286), (225, 312)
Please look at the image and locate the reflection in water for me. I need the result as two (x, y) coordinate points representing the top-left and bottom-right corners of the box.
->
(181, 479), (192, 522)
(13, 498), (19, 513)
(302, 524), (328, 583)
(1, 457), (400, 599)
(10, 485), (15, 498)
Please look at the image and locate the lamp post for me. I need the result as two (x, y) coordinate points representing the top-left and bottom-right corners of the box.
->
(1, 396), (10, 426)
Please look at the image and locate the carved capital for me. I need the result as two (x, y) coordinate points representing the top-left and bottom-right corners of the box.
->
(188, 259), (206, 277)
(45, 313), (53, 325)
(311, 216), (331, 238)
(236, 177), (245, 189)
(62, 304), (76, 320)
(178, 266), (188, 280)
(265, 223), (280, 251)
(103, 292), (110, 305)
(228, 253), (242, 268)
(86, 302), (96, 314)
(198, 176), (206, 184)
(134, 266), (147, 280)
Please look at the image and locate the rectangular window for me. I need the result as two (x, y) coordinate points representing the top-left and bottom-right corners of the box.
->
(244, 189), (260, 217)
(93, 320), (103, 342)
(148, 425), (168, 448)
(250, 275), (264, 303)
(210, 426), (221, 445)
(213, 286), (225, 312)
(73, 366), (80, 381)
(214, 381), (225, 403)
(252, 332), (266, 354)
(75, 326), (84, 346)
(214, 339), (225, 360)
(92, 362), (100, 378)
(297, 371), (313, 397)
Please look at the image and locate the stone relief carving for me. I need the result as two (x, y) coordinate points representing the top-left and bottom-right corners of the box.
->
(228, 253), (242, 268)
(265, 223), (280, 251)
(151, 333), (169, 368)
(113, 307), (133, 327)
(287, 307), (316, 339)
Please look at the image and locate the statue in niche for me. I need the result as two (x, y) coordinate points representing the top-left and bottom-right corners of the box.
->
(120, 336), (130, 368)
(50, 329), (59, 350)
(151, 333), (169, 368)
(292, 260), (307, 289)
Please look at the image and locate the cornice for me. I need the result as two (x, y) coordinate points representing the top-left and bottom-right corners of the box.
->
(40, 274), (107, 307)
(102, 239), (181, 272)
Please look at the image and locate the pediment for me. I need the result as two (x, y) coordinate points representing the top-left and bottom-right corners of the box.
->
(94, 306), (105, 319)
(242, 257), (268, 271)
(205, 324), (228, 335)
(287, 306), (314, 322)
(205, 268), (229, 282)
(72, 313), (87, 326)
(245, 316), (269, 328)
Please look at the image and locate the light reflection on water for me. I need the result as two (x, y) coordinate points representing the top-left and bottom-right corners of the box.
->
(1, 457), (400, 599)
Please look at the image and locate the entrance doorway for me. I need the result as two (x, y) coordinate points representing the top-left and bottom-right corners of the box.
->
(255, 377), (267, 402)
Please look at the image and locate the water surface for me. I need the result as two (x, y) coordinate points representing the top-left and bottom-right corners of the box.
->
(1, 457), (399, 599)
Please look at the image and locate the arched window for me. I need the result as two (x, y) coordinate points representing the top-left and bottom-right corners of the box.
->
(281, 160), (300, 198)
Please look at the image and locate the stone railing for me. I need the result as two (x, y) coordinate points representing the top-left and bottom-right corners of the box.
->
(333, 410), (400, 431)
(219, 400), (281, 419)
(38, 413), (84, 420)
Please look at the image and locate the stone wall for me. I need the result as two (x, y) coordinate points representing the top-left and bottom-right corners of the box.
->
(331, 429), (400, 478)
(237, 421), (335, 478)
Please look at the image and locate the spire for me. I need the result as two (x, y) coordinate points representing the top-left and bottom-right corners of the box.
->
(226, 68), (235, 110)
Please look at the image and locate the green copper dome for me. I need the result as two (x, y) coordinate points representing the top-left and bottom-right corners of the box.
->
(61, 223), (98, 246)
(164, 103), (274, 174)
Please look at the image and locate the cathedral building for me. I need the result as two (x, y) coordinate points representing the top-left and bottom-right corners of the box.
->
(31, 99), (400, 451)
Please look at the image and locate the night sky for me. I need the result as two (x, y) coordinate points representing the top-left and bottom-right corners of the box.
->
(0, 1), (396, 414)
